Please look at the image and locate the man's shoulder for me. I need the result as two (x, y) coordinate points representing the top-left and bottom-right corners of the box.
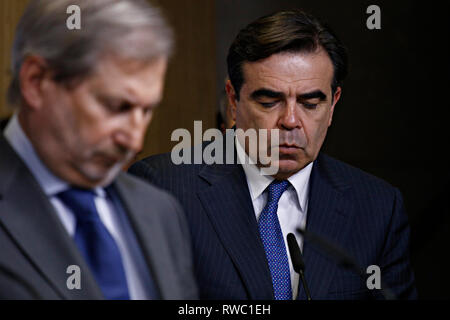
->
(129, 151), (205, 181)
(317, 153), (398, 195)
(130, 150), (400, 197)
(116, 170), (180, 202)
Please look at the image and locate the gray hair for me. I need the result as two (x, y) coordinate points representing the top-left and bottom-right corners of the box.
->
(8, 0), (174, 106)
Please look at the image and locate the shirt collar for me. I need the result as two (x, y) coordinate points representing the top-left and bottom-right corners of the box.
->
(4, 113), (69, 196)
(236, 135), (313, 211)
(287, 161), (313, 212)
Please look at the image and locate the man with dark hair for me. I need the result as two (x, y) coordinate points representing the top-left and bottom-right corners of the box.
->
(0, 0), (197, 300)
(130, 10), (417, 300)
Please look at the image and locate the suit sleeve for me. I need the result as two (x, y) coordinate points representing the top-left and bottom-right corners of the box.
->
(168, 194), (199, 299)
(379, 188), (418, 299)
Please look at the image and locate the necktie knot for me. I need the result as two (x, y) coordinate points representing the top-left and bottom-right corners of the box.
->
(267, 180), (290, 204)
(57, 188), (99, 223)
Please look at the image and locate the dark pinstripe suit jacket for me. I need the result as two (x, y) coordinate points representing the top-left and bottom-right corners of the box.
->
(129, 147), (417, 300)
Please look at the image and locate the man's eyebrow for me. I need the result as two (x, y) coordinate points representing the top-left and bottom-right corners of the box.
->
(98, 93), (134, 103)
(250, 88), (285, 100)
(250, 89), (327, 101)
(144, 99), (161, 110)
(298, 90), (327, 101)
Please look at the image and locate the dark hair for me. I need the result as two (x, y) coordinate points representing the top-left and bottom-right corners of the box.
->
(227, 9), (348, 100)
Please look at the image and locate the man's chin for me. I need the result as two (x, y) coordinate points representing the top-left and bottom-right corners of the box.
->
(270, 159), (305, 179)
(74, 162), (124, 188)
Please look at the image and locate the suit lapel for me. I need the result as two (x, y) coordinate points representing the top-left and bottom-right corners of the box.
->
(0, 137), (103, 299)
(112, 173), (179, 299)
(197, 162), (274, 299)
(297, 153), (355, 299)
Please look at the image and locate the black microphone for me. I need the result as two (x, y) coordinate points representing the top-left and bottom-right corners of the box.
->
(286, 233), (312, 300)
(296, 227), (396, 300)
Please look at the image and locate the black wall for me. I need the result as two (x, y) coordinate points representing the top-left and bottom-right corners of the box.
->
(216, 0), (450, 299)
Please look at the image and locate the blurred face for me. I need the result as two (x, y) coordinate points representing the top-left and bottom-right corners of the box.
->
(23, 55), (167, 188)
(226, 50), (341, 179)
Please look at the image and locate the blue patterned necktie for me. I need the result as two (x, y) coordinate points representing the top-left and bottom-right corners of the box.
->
(57, 188), (130, 300)
(258, 180), (292, 300)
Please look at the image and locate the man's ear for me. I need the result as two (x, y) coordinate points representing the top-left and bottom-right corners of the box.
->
(225, 79), (238, 122)
(19, 56), (52, 110)
(328, 86), (342, 126)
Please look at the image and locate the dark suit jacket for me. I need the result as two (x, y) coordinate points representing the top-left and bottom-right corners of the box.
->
(0, 136), (198, 300)
(129, 141), (417, 300)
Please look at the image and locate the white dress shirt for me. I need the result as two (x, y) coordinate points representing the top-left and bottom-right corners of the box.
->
(3, 114), (149, 299)
(236, 136), (313, 299)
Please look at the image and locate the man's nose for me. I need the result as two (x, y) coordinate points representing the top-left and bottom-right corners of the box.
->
(279, 100), (300, 130)
(114, 109), (149, 153)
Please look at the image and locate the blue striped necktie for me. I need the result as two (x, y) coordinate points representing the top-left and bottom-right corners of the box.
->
(57, 187), (130, 300)
(258, 180), (292, 300)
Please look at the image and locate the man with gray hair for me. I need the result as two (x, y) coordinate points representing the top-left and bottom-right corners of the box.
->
(0, 0), (198, 300)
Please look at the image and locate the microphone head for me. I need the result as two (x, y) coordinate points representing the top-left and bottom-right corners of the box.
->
(287, 233), (305, 273)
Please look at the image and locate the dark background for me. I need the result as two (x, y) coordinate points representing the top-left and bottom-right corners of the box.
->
(216, 0), (450, 299)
